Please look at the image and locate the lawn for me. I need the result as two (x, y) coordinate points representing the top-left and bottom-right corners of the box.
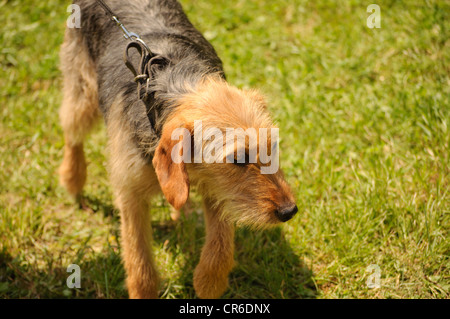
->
(0, 0), (449, 298)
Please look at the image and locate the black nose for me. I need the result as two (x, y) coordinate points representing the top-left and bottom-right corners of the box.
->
(275, 204), (298, 222)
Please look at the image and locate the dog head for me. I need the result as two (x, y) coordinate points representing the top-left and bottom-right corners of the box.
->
(152, 77), (297, 227)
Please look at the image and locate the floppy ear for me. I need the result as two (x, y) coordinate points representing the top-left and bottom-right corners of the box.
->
(152, 122), (190, 210)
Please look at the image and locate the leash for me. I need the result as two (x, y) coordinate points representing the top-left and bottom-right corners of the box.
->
(96, 0), (170, 106)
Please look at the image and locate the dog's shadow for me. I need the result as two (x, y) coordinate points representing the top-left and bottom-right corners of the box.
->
(152, 209), (317, 299)
(82, 197), (317, 298)
(0, 200), (316, 299)
(82, 194), (117, 218)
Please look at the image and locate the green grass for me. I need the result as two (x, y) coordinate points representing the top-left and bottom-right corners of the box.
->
(0, 0), (449, 299)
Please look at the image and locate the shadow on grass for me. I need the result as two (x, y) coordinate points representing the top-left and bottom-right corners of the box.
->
(152, 212), (317, 299)
(0, 246), (127, 299)
(0, 199), (315, 299)
(82, 194), (117, 218)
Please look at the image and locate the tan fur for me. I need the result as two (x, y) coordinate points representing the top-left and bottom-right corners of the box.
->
(107, 96), (161, 299)
(59, 142), (86, 197)
(59, 36), (296, 298)
(152, 119), (192, 210)
(58, 27), (100, 197)
(193, 198), (235, 298)
(160, 78), (296, 228)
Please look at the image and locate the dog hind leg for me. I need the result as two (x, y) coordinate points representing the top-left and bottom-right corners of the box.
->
(58, 27), (100, 199)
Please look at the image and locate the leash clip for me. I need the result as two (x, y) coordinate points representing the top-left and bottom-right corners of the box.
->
(112, 16), (152, 54)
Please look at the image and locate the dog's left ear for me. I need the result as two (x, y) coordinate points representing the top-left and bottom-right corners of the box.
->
(152, 121), (191, 210)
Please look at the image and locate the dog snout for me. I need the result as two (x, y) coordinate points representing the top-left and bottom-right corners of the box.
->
(275, 204), (298, 222)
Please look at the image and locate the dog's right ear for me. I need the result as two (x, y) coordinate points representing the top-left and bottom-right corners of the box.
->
(152, 121), (191, 210)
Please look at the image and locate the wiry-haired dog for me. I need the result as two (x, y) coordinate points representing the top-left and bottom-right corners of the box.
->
(59, 0), (297, 298)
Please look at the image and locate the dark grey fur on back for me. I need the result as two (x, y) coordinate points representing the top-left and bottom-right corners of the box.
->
(74, 0), (225, 160)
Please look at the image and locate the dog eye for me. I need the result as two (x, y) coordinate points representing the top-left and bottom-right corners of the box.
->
(232, 153), (250, 167)
(233, 161), (248, 167)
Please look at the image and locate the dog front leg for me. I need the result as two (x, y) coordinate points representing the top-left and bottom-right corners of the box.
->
(116, 191), (159, 299)
(107, 97), (161, 299)
(194, 199), (235, 298)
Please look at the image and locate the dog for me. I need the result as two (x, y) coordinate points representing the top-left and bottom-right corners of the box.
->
(59, 0), (297, 298)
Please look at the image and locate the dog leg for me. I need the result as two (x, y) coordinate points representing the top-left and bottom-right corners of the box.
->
(107, 98), (161, 298)
(115, 188), (159, 299)
(194, 198), (235, 298)
(110, 153), (160, 299)
(58, 27), (99, 200)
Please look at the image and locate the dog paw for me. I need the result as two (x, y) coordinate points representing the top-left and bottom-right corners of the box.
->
(193, 266), (229, 299)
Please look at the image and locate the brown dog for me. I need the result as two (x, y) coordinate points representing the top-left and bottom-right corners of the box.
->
(59, 0), (297, 298)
